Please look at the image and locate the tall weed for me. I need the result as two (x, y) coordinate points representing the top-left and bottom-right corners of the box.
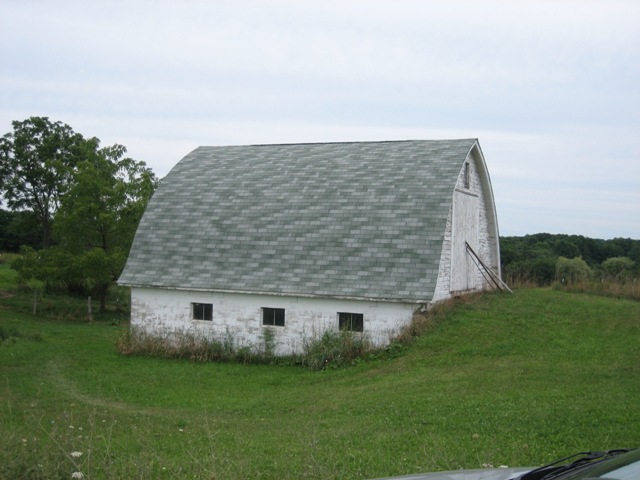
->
(301, 329), (371, 370)
(116, 328), (256, 364)
(553, 278), (640, 300)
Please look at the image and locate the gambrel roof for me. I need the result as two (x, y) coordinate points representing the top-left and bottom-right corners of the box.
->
(119, 139), (480, 303)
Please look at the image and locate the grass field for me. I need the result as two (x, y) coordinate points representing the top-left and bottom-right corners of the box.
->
(1, 262), (639, 479)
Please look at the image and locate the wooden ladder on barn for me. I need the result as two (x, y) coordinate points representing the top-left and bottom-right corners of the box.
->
(465, 242), (513, 293)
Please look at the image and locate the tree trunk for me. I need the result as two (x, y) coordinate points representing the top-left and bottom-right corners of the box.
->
(32, 289), (38, 315)
(42, 218), (51, 249)
(99, 284), (108, 313)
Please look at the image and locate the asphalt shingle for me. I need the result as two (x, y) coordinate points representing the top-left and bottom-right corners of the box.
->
(119, 139), (477, 302)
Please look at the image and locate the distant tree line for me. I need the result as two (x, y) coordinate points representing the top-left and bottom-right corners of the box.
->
(501, 233), (640, 285)
(0, 117), (158, 312)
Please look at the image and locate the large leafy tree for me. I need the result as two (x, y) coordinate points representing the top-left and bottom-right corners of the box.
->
(53, 139), (158, 312)
(0, 117), (85, 248)
(0, 208), (41, 251)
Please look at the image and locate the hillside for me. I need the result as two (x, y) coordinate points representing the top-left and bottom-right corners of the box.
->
(1, 287), (639, 479)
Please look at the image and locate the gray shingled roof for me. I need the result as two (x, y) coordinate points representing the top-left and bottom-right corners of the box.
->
(119, 139), (478, 303)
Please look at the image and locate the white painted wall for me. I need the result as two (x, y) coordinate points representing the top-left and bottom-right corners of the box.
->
(130, 287), (418, 355)
(473, 148), (501, 276)
(432, 147), (499, 302)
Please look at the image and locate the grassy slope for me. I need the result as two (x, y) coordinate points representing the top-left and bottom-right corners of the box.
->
(1, 286), (639, 479)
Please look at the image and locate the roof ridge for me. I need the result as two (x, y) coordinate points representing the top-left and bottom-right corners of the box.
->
(196, 138), (478, 149)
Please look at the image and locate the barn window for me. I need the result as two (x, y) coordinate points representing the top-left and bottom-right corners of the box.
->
(338, 312), (364, 332)
(464, 162), (470, 189)
(262, 307), (285, 327)
(192, 302), (213, 321)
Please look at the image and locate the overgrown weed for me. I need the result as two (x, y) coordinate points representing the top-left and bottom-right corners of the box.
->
(118, 326), (389, 370)
(116, 328), (258, 364)
(553, 279), (640, 301)
(392, 295), (469, 346)
(300, 329), (371, 370)
(505, 275), (542, 290)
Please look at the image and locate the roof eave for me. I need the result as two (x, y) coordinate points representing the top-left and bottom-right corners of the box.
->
(119, 282), (430, 305)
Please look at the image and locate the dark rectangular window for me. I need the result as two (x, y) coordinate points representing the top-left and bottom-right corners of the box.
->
(262, 307), (285, 327)
(192, 302), (213, 321)
(338, 312), (364, 332)
(464, 162), (470, 189)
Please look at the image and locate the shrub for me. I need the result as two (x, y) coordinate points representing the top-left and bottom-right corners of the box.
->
(555, 256), (591, 285)
(0, 252), (20, 265)
(601, 256), (635, 283)
(504, 256), (557, 286)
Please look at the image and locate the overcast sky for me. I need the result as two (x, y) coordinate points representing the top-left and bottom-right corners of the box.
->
(1, 0), (638, 239)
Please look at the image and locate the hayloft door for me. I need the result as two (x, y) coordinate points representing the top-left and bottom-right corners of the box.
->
(451, 190), (479, 292)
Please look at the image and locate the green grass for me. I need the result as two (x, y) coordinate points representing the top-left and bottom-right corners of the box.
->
(0, 259), (20, 292)
(1, 288), (639, 479)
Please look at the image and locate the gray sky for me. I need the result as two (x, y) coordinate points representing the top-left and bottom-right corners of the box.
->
(1, 0), (639, 239)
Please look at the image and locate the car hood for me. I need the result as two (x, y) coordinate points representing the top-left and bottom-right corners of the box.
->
(369, 466), (533, 480)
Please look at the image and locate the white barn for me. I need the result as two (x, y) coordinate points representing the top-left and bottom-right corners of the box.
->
(118, 140), (502, 355)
